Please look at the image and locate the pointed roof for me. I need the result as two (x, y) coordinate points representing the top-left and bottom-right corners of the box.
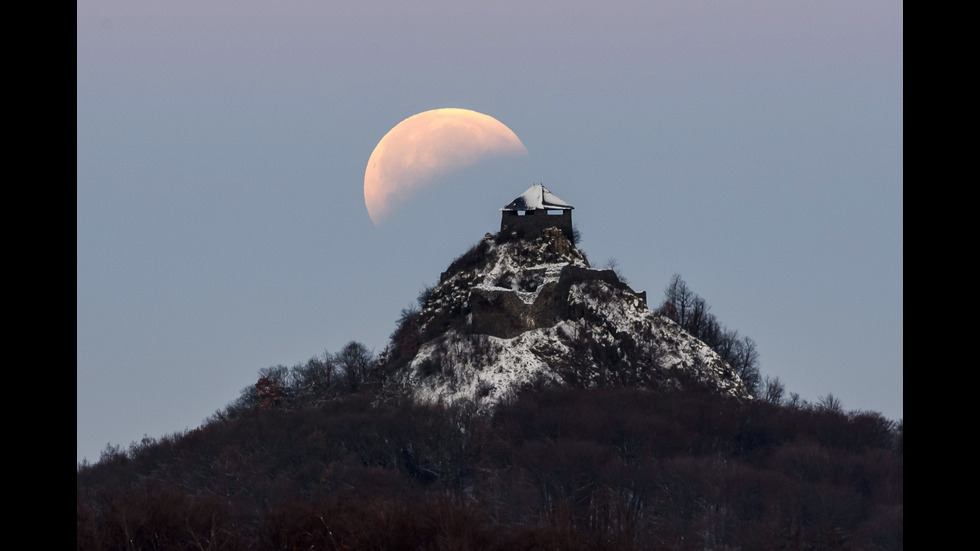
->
(500, 184), (574, 211)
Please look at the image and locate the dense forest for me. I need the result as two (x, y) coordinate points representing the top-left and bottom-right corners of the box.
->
(77, 275), (902, 550)
(78, 381), (901, 550)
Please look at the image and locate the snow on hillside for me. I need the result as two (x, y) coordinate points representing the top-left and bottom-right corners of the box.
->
(384, 229), (750, 411)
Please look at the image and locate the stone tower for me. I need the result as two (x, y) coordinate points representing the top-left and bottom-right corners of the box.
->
(499, 184), (574, 241)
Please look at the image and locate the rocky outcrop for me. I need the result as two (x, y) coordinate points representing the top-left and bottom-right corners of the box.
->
(381, 227), (750, 411)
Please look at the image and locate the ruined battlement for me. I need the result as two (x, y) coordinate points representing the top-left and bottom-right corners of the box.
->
(499, 184), (574, 241)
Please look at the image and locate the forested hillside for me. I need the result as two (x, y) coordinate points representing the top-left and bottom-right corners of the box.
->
(78, 266), (902, 550)
(77, 381), (902, 550)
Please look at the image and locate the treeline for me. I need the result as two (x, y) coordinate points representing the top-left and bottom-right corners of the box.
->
(205, 341), (381, 422)
(658, 274), (765, 396)
(78, 384), (902, 550)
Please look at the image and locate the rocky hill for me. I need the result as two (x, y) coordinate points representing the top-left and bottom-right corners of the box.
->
(78, 228), (903, 551)
(380, 227), (750, 410)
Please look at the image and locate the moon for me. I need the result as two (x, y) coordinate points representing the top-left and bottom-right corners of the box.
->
(364, 108), (528, 226)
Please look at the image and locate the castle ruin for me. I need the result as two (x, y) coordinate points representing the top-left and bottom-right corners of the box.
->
(500, 184), (574, 241)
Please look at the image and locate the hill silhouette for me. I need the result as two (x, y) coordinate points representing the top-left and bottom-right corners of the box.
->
(77, 385), (902, 550)
(77, 231), (903, 550)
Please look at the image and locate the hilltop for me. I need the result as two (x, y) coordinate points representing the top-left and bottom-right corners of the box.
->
(380, 227), (749, 411)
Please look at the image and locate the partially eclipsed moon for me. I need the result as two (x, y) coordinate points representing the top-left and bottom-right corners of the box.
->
(364, 108), (528, 226)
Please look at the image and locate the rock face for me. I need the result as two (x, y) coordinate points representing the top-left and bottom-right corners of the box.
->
(380, 227), (750, 411)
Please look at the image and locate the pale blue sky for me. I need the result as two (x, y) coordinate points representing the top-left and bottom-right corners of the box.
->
(78, 1), (903, 463)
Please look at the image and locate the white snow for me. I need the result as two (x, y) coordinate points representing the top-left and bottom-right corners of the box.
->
(500, 184), (574, 211)
(403, 327), (567, 411)
(390, 230), (749, 412)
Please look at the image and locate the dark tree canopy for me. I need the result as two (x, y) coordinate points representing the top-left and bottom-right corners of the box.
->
(78, 386), (903, 551)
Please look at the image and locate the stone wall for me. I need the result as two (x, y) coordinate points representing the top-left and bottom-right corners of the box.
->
(500, 210), (574, 241)
(468, 264), (644, 339)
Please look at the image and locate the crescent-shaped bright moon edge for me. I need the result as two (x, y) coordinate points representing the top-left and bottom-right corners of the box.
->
(364, 108), (528, 226)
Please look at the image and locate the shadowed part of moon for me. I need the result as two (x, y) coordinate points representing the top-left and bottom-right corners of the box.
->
(364, 108), (528, 226)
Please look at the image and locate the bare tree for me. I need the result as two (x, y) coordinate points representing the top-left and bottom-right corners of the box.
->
(660, 273), (695, 326)
(731, 337), (761, 397)
(336, 341), (375, 391)
(293, 352), (338, 402)
(762, 376), (785, 405)
(817, 393), (843, 413)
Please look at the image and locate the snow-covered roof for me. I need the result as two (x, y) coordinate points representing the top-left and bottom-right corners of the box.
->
(500, 184), (574, 211)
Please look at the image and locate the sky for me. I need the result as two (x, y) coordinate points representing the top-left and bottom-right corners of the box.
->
(77, 1), (903, 464)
